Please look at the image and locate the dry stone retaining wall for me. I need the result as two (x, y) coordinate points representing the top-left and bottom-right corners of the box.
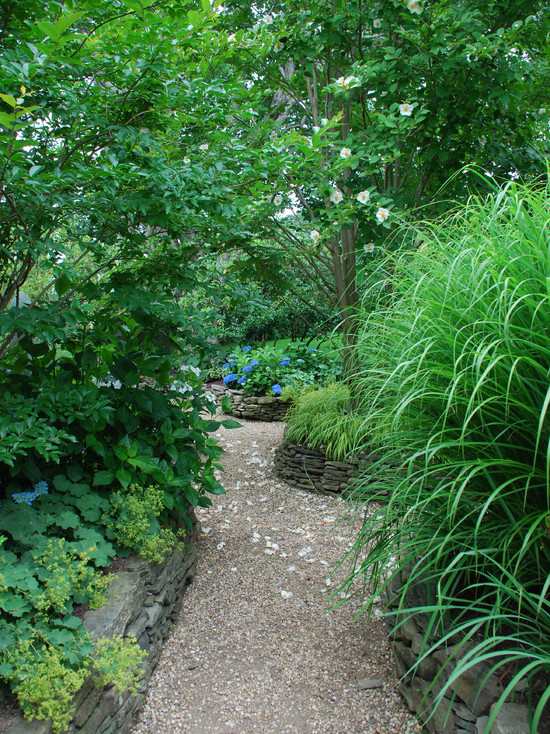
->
(387, 582), (532, 734)
(209, 383), (290, 421)
(273, 441), (376, 495)
(4, 531), (198, 734)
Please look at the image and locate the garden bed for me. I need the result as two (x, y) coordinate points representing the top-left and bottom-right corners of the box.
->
(0, 526), (198, 734)
(273, 441), (376, 495)
(209, 383), (290, 422)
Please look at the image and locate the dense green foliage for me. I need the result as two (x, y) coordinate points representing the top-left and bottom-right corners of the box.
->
(347, 183), (550, 730)
(0, 2), (232, 727)
(285, 383), (369, 460)
(0, 0), (548, 730)
(220, 341), (341, 396)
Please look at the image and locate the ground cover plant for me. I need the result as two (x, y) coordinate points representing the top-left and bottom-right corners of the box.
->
(346, 182), (550, 731)
(220, 341), (341, 396)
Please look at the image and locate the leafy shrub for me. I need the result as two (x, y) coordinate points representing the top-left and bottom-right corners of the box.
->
(347, 183), (550, 730)
(285, 384), (369, 460)
(220, 341), (341, 397)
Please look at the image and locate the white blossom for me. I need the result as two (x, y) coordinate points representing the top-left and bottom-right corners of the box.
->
(364, 242), (375, 254)
(273, 194), (283, 206)
(183, 157), (191, 164)
(399, 102), (414, 117)
(199, 143), (209, 151)
(263, 13), (274, 24)
(407, 0), (423, 14)
(310, 229), (321, 243)
(356, 190), (370, 204)
(228, 33), (236, 42)
(330, 188), (344, 205)
(376, 207), (390, 224)
(335, 75), (359, 90)
(340, 147), (352, 159)
(373, 18), (382, 28)
(320, 117), (329, 126)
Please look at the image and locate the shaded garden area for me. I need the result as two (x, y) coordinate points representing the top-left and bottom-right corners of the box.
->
(0, 0), (549, 732)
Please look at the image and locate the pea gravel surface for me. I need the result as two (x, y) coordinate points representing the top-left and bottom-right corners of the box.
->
(133, 418), (419, 734)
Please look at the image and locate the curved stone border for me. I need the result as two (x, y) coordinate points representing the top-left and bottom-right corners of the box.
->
(273, 441), (376, 495)
(387, 581), (532, 734)
(209, 383), (290, 421)
(3, 529), (198, 734)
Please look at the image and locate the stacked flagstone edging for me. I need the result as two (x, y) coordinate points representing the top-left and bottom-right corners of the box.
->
(209, 383), (290, 421)
(273, 441), (377, 495)
(3, 526), (198, 734)
(386, 578), (533, 734)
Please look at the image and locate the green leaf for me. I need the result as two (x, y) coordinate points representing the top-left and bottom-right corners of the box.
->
(115, 468), (132, 488)
(0, 592), (31, 617)
(0, 93), (17, 108)
(54, 273), (72, 296)
(93, 470), (114, 487)
(221, 418), (241, 429)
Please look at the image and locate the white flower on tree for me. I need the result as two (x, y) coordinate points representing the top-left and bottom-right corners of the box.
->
(340, 147), (352, 159)
(407, 0), (423, 14)
(356, 190), (370, 204)
(373, 19), (382, 28)
(399, 103), (414, 116)
(199, 143), (209, 151)
(330, 188), (344, 204)
(310, 229), (321, 242)
(364, 242), (375, 254)
(273, 194), (283, 206)
(335, 75), (359, 89)
(376, 207), (390, 223)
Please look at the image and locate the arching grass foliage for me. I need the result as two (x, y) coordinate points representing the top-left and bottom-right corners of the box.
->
(347, 181), (550, 730)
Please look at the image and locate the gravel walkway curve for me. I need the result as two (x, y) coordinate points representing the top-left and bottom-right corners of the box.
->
(133, 418), (419, 734)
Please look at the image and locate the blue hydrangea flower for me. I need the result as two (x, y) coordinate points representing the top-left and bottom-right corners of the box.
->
(238, 376), (247, 385)
(241, 345), (253, 353)
(271, 383), (282, 396)
(12, 481), (48, 505)
(279, 358), (291, 366)
(223, 373), (238, 385)
(222, 362), (231, 370)
(249, 359), (259, 367)
(243, 365), (253, 373)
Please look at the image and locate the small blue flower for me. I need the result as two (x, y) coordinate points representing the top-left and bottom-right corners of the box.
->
(279, 358), (291, 367)
(271, 383), (282, 396)
(243, 364), (253, 373)
(238, 376), (247, 385)
(223, 373), (238, 385)
(222, 362), (231, 370)
(33, 481), (49, 497)
(12, 481), (48, 505)
(249, 359), (259, 367)
(241, 345), (253, 353)
(12, 491), (36, 505)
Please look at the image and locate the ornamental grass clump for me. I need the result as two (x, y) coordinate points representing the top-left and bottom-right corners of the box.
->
(347, 182), (550, 730)
(285, 383), (369, 460)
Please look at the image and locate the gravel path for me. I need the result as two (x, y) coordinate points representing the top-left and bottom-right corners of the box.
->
(133, 419), (419, 734)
